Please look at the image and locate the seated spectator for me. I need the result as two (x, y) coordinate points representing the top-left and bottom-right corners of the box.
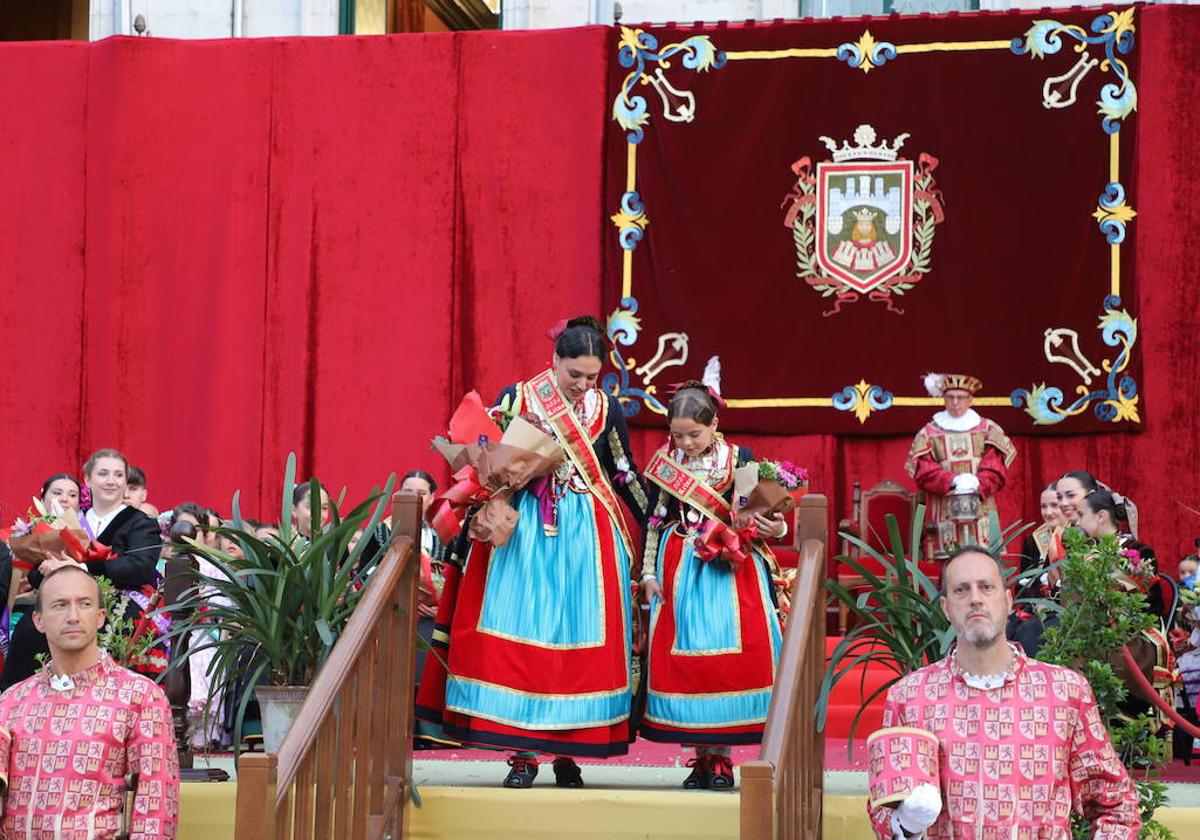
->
(293, 482), (330, 541)
(1179, 554), (1198, 590)
(124, 465), (161, 518)
(3, 452), (162, 688)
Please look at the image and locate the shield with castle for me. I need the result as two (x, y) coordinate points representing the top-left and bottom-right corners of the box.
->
(783, 124), (945, 313)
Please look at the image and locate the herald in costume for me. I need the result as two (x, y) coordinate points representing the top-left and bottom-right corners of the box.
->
(416, 320), (648, 779)
(868, 548), (1139, 839)
(868, 646), (1140, 839)
(904, 373), (1015, 551)
(0, 654), (179, 839)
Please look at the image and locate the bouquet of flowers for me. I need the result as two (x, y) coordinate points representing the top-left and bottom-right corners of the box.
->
(735, 459), (809, 526)
(430, 391), (565, 547)
(4, 499), (95, 570)
(1115, 546), (1157, 594)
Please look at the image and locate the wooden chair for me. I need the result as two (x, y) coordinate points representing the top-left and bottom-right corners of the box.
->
(835, 479), (938, 635)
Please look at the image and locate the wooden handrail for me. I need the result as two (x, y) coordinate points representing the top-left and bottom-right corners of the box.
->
(740, 532), (828, 840)
(274, 531), (414, 793)
(236, 492), (422, 840)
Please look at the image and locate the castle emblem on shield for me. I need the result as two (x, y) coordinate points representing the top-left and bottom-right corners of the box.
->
(782, 125), (945, 315)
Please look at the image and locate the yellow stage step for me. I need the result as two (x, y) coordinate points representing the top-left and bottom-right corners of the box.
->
(182, 782), (1200, 839)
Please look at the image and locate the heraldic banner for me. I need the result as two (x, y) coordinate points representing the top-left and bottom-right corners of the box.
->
(602, 6), (1140, 436)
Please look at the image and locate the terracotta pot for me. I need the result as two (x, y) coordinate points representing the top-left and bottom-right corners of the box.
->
(254, 685), (309, 754)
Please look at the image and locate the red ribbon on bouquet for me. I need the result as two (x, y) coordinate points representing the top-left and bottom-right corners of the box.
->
(694, 520), (757, 568)
(428, 465), (491, 544)
(57, 527), (115, 565)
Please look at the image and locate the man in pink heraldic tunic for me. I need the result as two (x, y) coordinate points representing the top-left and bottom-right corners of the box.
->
(867, 547), (1139, 839)
(904, 373), (1016, 552)
(0, 564), (179, 839)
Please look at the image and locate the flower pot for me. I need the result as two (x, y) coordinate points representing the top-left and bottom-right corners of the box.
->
(254, 685), (309, 753)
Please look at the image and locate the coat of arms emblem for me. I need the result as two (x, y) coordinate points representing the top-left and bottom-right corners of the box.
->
(782, 125), (945, 315)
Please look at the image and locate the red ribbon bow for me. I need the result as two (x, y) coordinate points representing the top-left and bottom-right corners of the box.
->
(58, 527), (114, 564)
(694, 520), (757, 568)
(428, 465), (491, 544)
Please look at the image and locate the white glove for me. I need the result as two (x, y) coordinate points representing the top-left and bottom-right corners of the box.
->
(951, 473), (980, 494)
(891, 783), (942, 838)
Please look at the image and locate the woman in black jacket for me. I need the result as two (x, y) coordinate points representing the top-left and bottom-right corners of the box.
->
(1, 450), (161, 689)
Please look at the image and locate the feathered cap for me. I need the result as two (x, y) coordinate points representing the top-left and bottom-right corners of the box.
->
(923, 372), (982, 398)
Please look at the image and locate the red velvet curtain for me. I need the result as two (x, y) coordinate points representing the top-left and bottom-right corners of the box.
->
(2, 11), (1199, 570)
(0, 28), (609, 523)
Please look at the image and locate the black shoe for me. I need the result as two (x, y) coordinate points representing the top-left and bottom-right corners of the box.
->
(552, 757), (584, 788)
(709, 755), (735, 790)
(682, 757), (710, 789)
(503, 756), (539, 788)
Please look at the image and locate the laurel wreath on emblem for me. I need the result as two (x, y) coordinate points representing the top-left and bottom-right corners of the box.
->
(782, 125), (946, 316)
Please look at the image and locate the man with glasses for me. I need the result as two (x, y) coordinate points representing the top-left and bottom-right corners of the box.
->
(904, 373), (1015, 553)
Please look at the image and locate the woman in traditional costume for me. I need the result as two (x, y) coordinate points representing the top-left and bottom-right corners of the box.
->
(1019, 484), (1066, 576)
(416, 316), (648, 788)
(639, 383), (786, 789)
(1076, 488), (1179, 726)
(2, 451), (162, 689)
(1055, 469), (1100, 525)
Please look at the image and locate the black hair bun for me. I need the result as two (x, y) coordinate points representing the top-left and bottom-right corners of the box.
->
(566, 315), (604, 335)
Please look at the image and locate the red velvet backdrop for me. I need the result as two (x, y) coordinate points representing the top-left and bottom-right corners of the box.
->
(0, 28), (610, 523)
(2, 9), (1198, 570)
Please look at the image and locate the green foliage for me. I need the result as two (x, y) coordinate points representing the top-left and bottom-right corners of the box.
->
(819, 507), (1031, 744)
(159, 452), (396, 754)
(1037, 529), (1172, 839)
(96, 576), (161, 670)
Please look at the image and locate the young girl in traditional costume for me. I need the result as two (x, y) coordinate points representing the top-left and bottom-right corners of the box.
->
(416, 316), (648, 787)
(640, 383), (786, 789)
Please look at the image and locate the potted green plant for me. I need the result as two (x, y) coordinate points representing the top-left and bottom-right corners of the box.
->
(162, 452), (395, 753)
(818, 507), (1036, 744)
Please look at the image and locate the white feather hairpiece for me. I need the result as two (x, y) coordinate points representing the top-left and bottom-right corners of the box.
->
(923, 372), (945, 399)
(702, 356), (722, 396)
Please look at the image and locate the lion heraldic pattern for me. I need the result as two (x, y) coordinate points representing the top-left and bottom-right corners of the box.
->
(782, 124), (946, 315)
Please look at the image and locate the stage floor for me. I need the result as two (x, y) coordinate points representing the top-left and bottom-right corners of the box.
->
(177, 739), (1200, 839)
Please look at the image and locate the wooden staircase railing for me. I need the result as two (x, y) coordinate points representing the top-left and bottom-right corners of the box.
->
(740, 530), (827, 840)
(235, 492), (422, 840)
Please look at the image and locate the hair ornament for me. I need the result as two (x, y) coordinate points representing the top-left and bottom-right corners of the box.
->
(669, 379), (726, 409)
(546, 318), (569, 342)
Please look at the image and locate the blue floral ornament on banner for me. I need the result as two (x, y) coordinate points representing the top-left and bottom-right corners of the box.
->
(1094, 182), (1136, 245)
(1011, 296), (1139, 425)
(603, 297), (666, 417)
(832, 380), (895, 424)
(1011, 8), (1137, 134)
(836, 31), (897, 74)
(612, 191), (648, 250)
(613, 27), (726, 144)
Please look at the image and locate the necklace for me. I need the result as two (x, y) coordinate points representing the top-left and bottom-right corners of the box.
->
(49, 671), (76, 692)
(953, 643), (1017, 689)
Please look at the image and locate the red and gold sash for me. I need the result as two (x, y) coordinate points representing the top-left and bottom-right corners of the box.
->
(644, 446), (735, 527)
(645, 445), (776, 571)
(523, 369), (635, 559)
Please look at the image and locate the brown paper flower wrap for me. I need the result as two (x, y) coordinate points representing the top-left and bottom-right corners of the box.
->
(7, 509), (92, 570)
(866, 726), (941, 809)
(431, 392), (565, 547)
(739, 479), (797, 520)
